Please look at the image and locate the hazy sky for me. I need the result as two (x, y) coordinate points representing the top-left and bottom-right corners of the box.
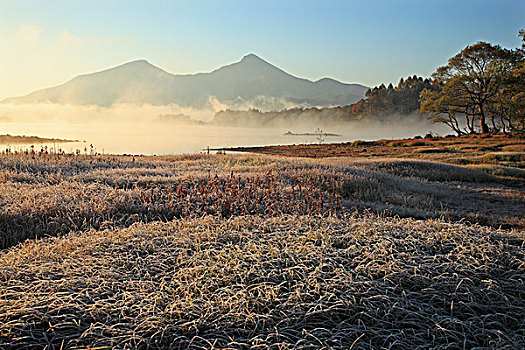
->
(0, 0), (523, 100)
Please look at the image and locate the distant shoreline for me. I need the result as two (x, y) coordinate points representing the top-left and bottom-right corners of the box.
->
(0, 134), (80, 144)
(283, 131), (341, 137)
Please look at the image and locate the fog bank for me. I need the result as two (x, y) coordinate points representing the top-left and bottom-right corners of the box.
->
(0, 103), (449, 155)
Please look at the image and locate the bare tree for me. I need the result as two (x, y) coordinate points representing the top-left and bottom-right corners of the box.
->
(315, 128), (326, 145)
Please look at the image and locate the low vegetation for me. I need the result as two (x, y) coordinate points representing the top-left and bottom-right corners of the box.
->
(1, 214), (523, 349)
(224, 134), (525, 179)
(0, 145), (523, 348)
(1, 148), (523, 249)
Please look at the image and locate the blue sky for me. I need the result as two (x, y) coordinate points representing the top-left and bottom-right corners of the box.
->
(0, 0), (523, 99)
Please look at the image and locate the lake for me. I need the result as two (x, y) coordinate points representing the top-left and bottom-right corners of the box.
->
(0, 104), (447, 154)
(0, 120), (448, 155)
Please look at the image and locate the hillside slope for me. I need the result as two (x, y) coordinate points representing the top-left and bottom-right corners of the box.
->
(2, 54), (368, 108)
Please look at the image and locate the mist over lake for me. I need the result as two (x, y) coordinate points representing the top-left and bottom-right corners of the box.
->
(0, 111), (446, 155)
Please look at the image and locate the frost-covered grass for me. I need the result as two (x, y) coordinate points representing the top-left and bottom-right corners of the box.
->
(0, 152), (523, 249)
(223, 134), (525, 179)
(0, 214), (523, 349)
(0, 151), (524, 348)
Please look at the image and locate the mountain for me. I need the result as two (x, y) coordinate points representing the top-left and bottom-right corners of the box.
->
(2, 54), (368, 109)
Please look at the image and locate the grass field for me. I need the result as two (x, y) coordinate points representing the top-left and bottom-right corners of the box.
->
(0, 145), (524, 348)
(221, 134), (525, 180)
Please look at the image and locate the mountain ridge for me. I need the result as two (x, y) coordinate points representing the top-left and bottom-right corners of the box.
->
(2, 54), (368, 109)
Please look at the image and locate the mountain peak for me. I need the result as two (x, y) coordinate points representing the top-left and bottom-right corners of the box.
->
(239, 54), (273, 67)
(130, 59), (149, 64)
(241, 53), (263, 61)
(211, 53), (279, 75)
(121, 59), (155, 68)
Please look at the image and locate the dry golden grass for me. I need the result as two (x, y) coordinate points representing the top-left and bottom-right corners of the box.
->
(220, 134), (525, 179)
(0, 149), (524, 348)
(0, 214), (523, 349)
(0, 151), (523, 249)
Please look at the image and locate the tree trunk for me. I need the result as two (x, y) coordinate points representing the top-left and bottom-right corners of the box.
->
(500, 115), (508, 134)
(449, 114), (463, 136)
(465, 115), (475, 133)
(479, 105), (489, 133)
(490, 115), (500, 133)
(480, 118), (489, 133)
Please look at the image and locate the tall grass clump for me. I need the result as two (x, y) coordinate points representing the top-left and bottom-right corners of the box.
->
(0, 214), (523, 348)
(1, 152), (524, 248)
